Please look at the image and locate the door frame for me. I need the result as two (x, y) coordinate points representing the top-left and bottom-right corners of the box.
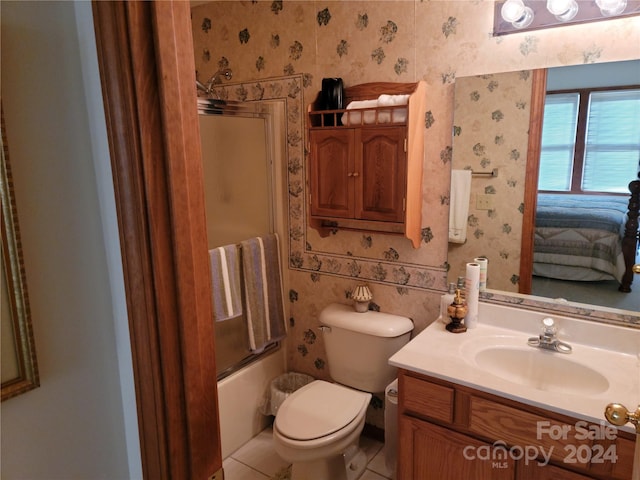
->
(519, 69), (547, 295)
(92, 2), (221, 478)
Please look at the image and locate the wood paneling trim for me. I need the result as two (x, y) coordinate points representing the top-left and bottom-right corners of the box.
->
(92, 1), (221, 478)
(519, 69), (547, 294)
(151, 3), (220, 477)
(92, 3), (168, 477)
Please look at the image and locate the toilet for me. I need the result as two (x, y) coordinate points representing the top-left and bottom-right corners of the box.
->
(273, 303), (414, 480)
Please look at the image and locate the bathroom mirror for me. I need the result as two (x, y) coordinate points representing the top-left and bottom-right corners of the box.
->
(449, 60), (640, 321)
(1, 110), (39, 401)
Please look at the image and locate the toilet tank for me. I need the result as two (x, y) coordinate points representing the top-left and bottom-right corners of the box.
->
(319, 303), (414, 392)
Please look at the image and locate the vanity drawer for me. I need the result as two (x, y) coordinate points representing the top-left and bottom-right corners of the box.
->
(469, 396), (593, 467)
(401, 374), (454, 424)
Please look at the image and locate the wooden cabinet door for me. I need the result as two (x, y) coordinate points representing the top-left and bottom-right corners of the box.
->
(356, 127), (406, 222)
(518, 461), (595, 479)
(309, 129), (354, 218)
(398, 415), (516, 480)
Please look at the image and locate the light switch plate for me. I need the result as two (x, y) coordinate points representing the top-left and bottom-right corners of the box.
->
(476, 194), (493, 210)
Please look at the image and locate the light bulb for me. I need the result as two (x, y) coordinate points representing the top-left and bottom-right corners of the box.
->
(546, 0), (579, 21)
(596, 0), (627, 16)
(501, 0), (534, 28)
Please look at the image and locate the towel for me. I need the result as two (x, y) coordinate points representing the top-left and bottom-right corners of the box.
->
(448, 169), (472, 244)
(240, 234), (287, 352)
(209, 244), (243, 322)
(377, 94), (410, 106)
(377, 94), (409, 123)
(341, 99), (379, 125)
(378, 94), (410, 123)
(341, 95), (409, 125)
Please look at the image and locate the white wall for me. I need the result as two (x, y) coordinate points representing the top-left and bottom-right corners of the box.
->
(0, 1), (141, 478)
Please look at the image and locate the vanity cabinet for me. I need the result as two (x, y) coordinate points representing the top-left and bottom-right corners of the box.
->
(397, 369), (635, 480)
(307, 81), (426, 248)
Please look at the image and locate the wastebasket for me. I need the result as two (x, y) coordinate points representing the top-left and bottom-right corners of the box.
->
(384, 378), (399, 478)
(259, 372), (315, 416)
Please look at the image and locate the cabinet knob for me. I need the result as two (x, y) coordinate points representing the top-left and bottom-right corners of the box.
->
(352, 172), (359, 177)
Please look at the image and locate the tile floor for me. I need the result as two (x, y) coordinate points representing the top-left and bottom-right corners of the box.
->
(222, 426), (393, 480)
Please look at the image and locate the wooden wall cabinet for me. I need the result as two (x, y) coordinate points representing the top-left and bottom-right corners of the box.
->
(307, 82), (427, 248)
(397, 369), (635, 480)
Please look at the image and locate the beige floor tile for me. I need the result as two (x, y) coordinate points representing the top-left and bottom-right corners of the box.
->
(366, 446), (393, 479)
(230, 427), (290, 476)
(222, 457), (270, 480)
(361, 468), (390, 480)
(359, 435), (384, 463)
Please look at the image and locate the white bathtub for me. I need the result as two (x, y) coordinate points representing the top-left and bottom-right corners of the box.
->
(217, 346), (286, 458)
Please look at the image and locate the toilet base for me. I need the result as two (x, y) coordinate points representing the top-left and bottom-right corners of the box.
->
(289, 445), (367, 480)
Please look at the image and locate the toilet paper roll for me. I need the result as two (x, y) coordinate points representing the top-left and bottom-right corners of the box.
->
(465, 262), (480, 329)
(474, 257), (488, 292)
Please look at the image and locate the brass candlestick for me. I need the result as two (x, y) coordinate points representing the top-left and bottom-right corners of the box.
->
(446, 288), (467, 333)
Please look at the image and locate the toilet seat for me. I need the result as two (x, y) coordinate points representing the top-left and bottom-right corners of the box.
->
(275, 380), (370, 441)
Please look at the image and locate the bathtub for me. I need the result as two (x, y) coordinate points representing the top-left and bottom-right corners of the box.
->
(217, 346), (286, 458)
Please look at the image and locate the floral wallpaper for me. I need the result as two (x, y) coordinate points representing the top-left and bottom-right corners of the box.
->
(191, 1), (640, 426)
(448, 70), (534, 292)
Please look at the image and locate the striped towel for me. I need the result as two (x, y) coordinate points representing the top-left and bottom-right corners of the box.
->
(240, 234), (287, 352)
(209, 244), (243, 322)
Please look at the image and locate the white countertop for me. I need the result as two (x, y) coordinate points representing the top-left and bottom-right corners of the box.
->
(389, 302), (640, 434)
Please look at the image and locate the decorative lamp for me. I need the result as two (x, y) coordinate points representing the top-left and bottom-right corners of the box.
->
(501, 0), (534, 28)
(352, 284), (373, 313)
(546, 0), (579, 21)
(596, 0), (627, 16)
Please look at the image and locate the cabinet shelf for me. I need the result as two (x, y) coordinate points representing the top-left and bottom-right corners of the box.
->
(306, 81), (427, 248)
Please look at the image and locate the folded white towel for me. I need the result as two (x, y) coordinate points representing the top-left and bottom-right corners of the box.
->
(378, 94), (409, 122)
(375, 107), (407, 123)
(209, 245), (243, 322)
(377, 94), (410, 106)
(341, 99), (379, 125)
(341, 95), (410, 125)
(449, 170), (472, 244)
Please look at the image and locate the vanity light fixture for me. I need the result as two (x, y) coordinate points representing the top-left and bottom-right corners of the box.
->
(495, 0), (640, 35)
(352, 284), (373, 313)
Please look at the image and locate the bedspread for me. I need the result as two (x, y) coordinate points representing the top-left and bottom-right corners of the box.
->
(534, 194), (628, 282)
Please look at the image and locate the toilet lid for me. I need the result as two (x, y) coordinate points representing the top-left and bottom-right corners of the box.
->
(275, 380), (370, 441)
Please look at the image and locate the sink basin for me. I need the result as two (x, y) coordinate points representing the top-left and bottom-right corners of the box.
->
(473, 346), (610, 395)
(459, 335), (611, 396)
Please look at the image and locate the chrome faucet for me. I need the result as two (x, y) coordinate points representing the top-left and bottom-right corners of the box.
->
(527, 318), (572, 353)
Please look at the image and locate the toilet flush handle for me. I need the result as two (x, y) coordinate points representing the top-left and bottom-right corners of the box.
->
(319, 325), (331, 333)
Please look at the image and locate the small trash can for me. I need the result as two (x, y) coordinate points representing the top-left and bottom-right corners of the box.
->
(259, 372), (315, 416)
(384, 378), (399, 478)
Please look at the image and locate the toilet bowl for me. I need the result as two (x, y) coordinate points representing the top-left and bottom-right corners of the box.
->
(273, 380), (371, 480)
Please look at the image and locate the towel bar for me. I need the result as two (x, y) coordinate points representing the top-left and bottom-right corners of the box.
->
(471, 168), (498, 178)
